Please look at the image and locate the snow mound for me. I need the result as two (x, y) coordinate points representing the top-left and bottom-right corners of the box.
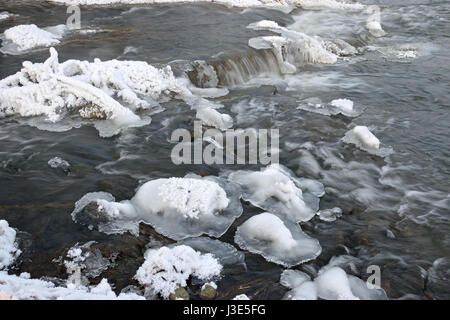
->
(72, 175), (243, 240)
(234, 213), (321, 267)
(0, 272), (143, 300)
(0, 220), (21, 270)
(0, 48), (218, 137)
(1, 24), (66, 54)
(134, 245), (222, 299)
(228, 164), (323, 223)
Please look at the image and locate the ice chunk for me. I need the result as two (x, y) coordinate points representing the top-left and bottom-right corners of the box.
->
(330, 98), (353, 112)
(283, 281), (318, 300)
(72, 175), (243, 240)
(366, 21), (386, 38)
(280, 269), (311, 289)
(1, 24), (66, 54)
(134, 245), (222, 299)
(228, 164), (323, 222)
(196, 107), (233, 130)
(0, 220), (21, 270)
(342, 126), (392, 156)
(234, 213), (321, 267)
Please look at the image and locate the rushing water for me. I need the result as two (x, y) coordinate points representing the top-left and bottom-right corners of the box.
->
(0, 0), (449, 299)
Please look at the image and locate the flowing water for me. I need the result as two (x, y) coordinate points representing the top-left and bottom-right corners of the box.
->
(0, 0), (449, 299)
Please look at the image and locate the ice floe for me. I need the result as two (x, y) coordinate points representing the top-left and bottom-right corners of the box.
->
(0, 220), (21, 271)
(72, 174), (243, 240)
(0, 48), (227, 136)
(1, 24), (66, 55)
(228, 164), (323, 223)
(234, 212), (321, 267)
(317, 207), (342, 222)
(134, 245), (222, 299)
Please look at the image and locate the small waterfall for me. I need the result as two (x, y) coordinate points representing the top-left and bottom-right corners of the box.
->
(188, 49), (281, 88)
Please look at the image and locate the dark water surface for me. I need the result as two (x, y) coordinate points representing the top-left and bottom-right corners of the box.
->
(0, 0), (449, 299)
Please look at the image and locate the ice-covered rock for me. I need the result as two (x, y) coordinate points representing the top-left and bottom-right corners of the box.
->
(0, 48), (223, 136)
(72, 175), (243, 240)
(134, 245), (222, 299)
(0, 220), (21, 270)
(233, 293), (250, 300)
(176, 237), (245, 266)
(1, 24), (66, 54)
(228, 164), (323, 222)
(234, 213), (321, 267)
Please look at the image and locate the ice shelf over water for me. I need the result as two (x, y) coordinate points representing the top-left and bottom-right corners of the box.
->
(72, 174), (243, 240)
(228, 164), (324, 223)
(234, 212), (321, 267)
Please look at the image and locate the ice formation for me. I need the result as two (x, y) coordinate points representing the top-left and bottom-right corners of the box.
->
(234, 213), (321, 267)
(0, 273), (144, 300)
(196, 107), (233, 130)
(176, 237), (245, 266)
(233, 293), (250, 300)
(61, 242), (111, 289)
(72, 175), (243, 240)
(48, 0), (364, 11)
(317, 207), (342, 222)
(0, 220), (21, 270)
(0, 48), (227, 136)
(366, 21), (386, 38)
(342, 126), (392, 156)
(228, 164), (323, 222)
(0, 12), (17, 22)
(134, 245), (222, 299)
(247, 20), (338, 74)
(297, 97), (360, 117)
(48, 157), (71, 170)
(281, 261), (388, 300)
(1, 24), (66, 54)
